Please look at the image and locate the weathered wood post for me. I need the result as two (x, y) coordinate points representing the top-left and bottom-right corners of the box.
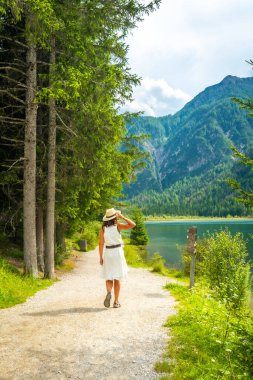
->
(79, 239), (87, 252)
(187, 227), (197, 289)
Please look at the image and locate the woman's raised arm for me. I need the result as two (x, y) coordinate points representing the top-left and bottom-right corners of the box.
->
(116, 212), (136, 230)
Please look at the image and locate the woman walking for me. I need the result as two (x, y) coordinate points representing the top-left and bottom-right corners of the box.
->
(99, 208), (136, 308)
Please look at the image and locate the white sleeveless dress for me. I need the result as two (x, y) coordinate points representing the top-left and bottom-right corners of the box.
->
(101, 225), (128, 280)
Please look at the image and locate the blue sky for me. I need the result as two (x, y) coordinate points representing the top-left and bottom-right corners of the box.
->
(125, 0), (253, 116)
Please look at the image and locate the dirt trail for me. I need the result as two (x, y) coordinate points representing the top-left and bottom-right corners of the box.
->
(0, 249), (176, 380)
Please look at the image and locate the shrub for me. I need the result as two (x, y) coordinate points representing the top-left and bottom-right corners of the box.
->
(160, 283), (253, 379)
(181, 248), (191, 275)
(80, 221), (101, 250)
(71, 221), (101, 251)
(55, 243), (69, 266)
(197, 229), (252, 311)
(150, 252), (166, 273)
(130, 208), (149, 246)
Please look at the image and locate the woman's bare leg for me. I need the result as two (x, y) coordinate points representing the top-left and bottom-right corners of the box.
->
(114, 280), (120, 303)
(106, 280), (113, 293)
(104, 280), (113, 307)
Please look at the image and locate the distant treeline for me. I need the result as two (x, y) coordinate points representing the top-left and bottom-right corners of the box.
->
(130, 162), (252, 217)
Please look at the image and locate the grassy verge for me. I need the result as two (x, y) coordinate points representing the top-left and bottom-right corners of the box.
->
(155, 283), (253, 379)
(55, 248), (82, 273)
(0, 233), (82, 309)
(0, 221), (101, 310)
(0, 257), (54, 309)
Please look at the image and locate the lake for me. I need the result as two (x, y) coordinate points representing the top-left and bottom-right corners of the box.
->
(145, 219), (253, 268)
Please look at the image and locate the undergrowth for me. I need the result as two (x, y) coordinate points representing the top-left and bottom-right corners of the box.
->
(71, 221), (101, 251)
(155, 230), (253, 379)
(0, 257), (54, 309)
(0, 232), (23, 259)
(124, 243), (149, 268)
(156, 283), (253, 379)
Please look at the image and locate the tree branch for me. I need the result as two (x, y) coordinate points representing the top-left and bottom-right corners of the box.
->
(0, 105), (25, 111)
(56, 110), (78, 136)
(14, 59), (26, 67)
(37, 60), (50, 66)
(2, 157), (25, 171)
(0, 74), (27, 88)
(0, 35), (28, 48)
(0, 61), (25, 67)
(0, 115), (25, 122)
(0, 66), (26, 76)
(0, 90), (26, 104)
(0, 118), (25, 125)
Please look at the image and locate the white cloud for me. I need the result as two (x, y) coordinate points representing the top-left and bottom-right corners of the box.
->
(124, 77), (192, 116)
(124, 99), (156, 117)
(126, 0), (253, 114)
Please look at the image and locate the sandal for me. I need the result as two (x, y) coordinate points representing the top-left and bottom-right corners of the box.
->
(113, 302), (121, 308)
(104, 292), (111, 308)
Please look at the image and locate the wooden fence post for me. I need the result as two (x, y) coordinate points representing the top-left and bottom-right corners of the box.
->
(187, 227), (197, 289)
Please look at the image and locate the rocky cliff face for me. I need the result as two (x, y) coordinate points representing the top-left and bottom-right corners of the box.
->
(125, 75), (253, 197)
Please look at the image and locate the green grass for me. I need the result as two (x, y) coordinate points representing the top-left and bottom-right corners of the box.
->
(164, 268), (188, 282)
(157, 282), (253, 379)
(124, 243), (150, 268)
(149, 253), (188, 282)
(0, 257), (54, 309)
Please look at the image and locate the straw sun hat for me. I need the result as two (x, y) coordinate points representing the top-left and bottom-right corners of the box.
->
(102, 208), (120, 221)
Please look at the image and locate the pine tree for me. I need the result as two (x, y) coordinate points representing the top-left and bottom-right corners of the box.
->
(228, 147), (253, 208)
(130, 208), (149, 246)
(228, 60), (253, 209)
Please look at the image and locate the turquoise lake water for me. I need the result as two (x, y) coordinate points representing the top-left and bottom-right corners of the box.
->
(145, 220), (253, 269)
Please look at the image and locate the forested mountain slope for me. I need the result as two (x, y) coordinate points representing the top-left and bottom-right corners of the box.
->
(124, 76), (253, 216)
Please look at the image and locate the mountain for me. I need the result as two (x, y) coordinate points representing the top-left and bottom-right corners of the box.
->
(124, 76), (253, 216)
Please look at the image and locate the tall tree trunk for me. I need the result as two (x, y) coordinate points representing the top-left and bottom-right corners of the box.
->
(44, 36), (56, 279)
(36, 203), (44, 272)
(23, 15), (38, 277)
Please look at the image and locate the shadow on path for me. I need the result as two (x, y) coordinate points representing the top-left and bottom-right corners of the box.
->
(144, 293), (167, 298)
(23, 307), (106, 317)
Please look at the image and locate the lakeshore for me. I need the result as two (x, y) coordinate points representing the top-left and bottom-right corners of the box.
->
(145, 215), (253, 222)
(145, 218), (253, 267)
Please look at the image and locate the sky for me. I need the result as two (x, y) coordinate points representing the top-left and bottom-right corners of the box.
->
(124, 0), (253, 117)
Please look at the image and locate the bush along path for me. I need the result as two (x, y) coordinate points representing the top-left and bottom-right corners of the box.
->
(0, 248), (176, 380)
(156, 230), (253, 379)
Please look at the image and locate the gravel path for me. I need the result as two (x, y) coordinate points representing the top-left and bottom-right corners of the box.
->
(0, 249), (176, 380)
